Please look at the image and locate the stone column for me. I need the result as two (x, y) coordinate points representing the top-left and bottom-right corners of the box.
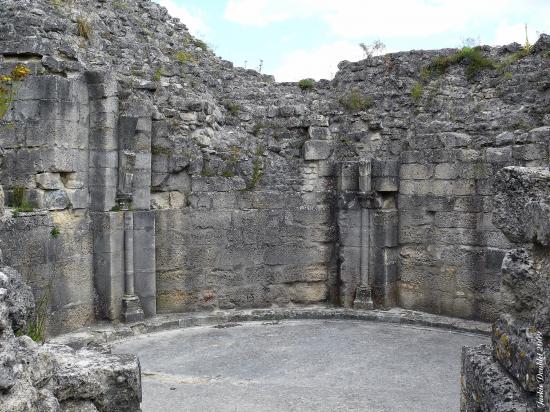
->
(354, 160), (374, 310)
(118, 151), (144, 323)
(121, 209), (144, 323)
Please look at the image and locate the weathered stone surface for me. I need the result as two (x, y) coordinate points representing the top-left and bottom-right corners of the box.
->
(2, 0), (550, 338)
(36, 173), (64, 190)
(492, 314), (549, 394)
(460, 345), (536, 412)
(303, 140), (334, 160)
(0, 264), (141, 412)
(462, 165), (550, 411)
(493, 167), (550, 244)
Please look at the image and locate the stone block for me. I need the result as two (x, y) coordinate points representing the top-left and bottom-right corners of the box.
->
(41, 189), (71, 210)
(308, 126), (331, 140)
(400, 164), (432, 180)
(303, 140), (334, 161)
(66, 188), (88, 209)
(338, 162), (359, 192)
(372, 177), (398, 192)
(191, 176), (245, 192)
(512, 144), (547, 161)
(166, 171), (191, 191)
(36, 172), (63, 190)
(491, 315), (546, 393)
(91, 212), (125, 320)
(371, 210), (398, 248)
(486, 147), (512, 163)
(372, 159), (399, 177)
(133, 211), (156, 317)
(439, 132), (472, 147)
(460, 345), (537, 412)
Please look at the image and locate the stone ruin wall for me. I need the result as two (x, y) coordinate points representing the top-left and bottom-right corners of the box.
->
(1, 0), (550, 336)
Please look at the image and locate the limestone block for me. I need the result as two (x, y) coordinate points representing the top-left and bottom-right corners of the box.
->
(400, 150), (425, 164)
(372, 159), (399, 178)
(486, 147), (513, 163)
(66, 188), (88, 209)
(338, 162), (359, 192)
(338, 246), (361, 307)
(169, 191), (186, 208)
(491, 315), (548, 394)
(308, 126), (331, 140)
(303, 140), (333, 161)
(166, 171), (191, 191)
(91, 212), (125, 320)
(500, 249), (549, 323)
(42, 345), (142, 412)
(36, 173), (63, 190)
(439, 132), (472, 147)
(460, 345), (536, 412)
(285, 282), (328, 303)
(134, 211), (156, 317)
(41, 190), (70, 210)
(512, 144), (547, 161)
(400, 164), (431, 180)
(493, 167), (550, 243)
(371, 210), (398, 248)
(151, 192), (170, 209)
(191, 176), (246, 192)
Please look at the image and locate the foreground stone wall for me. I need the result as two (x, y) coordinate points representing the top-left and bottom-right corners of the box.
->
(0, 262), (141, 411)
(460, 167), (550, 411)
(2, 0), (550, 334)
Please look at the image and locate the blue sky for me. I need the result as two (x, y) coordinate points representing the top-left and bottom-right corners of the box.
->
(155, 0), (550, 82)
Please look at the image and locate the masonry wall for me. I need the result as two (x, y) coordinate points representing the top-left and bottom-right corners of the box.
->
(2, 0), (550, 334)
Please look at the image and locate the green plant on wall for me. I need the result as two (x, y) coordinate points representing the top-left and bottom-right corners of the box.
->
(410, 82), (423, 102)
(76, 17), (92, 40)
(10, 187), (34, 216)
(50, 226), (61, 238)
(153, 67), (164, 82)
(0, 65), (30, 122)
(244, 146), (265, 191)
(298, 78), (315, 91)
(222, 146), (240, 177)
(175, 50), (196, 64)
(339, 89), (373, 112)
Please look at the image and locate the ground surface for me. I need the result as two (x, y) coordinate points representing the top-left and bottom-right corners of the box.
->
(112, 319), (487, 412)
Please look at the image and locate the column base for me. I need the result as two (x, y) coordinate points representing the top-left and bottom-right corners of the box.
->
(121, 294), (144, 323)
(354, 285), (374, 310)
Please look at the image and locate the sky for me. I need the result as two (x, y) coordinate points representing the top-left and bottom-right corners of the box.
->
(154, 0), (550, 82)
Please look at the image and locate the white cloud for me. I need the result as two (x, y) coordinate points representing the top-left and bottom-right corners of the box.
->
(155, 0), (209, 38)
(272, 41), (365, 82)
(493, 23), (541, 46)
(224, 0), (550, 40)
(224, 0), (319, 27)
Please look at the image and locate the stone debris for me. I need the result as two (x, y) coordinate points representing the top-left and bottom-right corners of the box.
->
(0, 265), (141, 411)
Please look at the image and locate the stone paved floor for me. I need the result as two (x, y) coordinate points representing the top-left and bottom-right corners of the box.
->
(112, 319), (487, 412)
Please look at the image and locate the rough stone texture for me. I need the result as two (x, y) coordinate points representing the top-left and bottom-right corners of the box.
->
(460, 345), (537, 411)
(0, 263), (141, 412)
(461, 166), (550, 410)
(2, 0), (550, 335)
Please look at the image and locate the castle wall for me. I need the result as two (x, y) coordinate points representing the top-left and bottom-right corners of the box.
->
(2, 0), (550, 333)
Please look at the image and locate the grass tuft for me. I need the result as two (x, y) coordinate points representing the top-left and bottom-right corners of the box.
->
(76, 17), (92, 40)
(298, 78), (315, 91)
(339, 89), (373, 112)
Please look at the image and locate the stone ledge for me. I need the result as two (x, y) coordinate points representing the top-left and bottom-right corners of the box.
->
(51, 306), (491, 349)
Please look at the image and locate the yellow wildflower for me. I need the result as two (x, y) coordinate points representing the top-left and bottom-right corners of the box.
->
(11, 65), (30, 81)
(0, 75), (12, 83)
